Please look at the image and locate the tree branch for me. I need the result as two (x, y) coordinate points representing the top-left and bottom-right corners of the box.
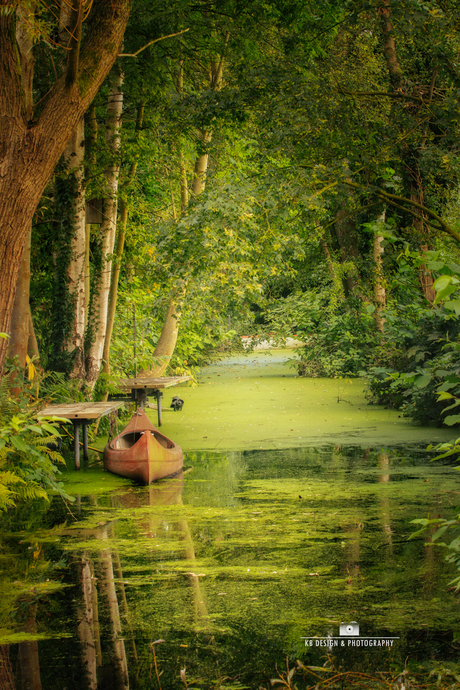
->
(376, 195), (443, 232)
(118, 29), (189, 57)
(0, 9), (25, 137)
(343, 181), (460, 243)
(65, 0), (83, 87)
(321, 202), (382, 232)
(337, 85), (424, 104)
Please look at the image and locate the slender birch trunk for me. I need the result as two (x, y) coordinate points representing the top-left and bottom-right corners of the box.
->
(190, 130), (213, 196)
(85, 107), (99, 328)
(101, 103), (144, 383)
(55, 4), (87, 379)
(179, 147), (189, 213)
(86, 72), (123, 387)
(63, 118), (87, 379)
(27, 308), (40, 360)
(373, 232), (386, 333)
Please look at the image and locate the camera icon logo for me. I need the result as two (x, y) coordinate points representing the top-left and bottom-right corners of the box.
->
(339, 621), (360, 636)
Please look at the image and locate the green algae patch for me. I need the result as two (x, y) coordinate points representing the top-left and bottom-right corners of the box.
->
(61, 464), (130, 496)
(154, 349), (459, 453)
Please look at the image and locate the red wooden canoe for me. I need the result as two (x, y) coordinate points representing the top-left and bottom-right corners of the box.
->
(103, 409), (183, 484)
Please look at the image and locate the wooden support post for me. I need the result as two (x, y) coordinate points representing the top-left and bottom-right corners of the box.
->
(155, 390), (163, 427)
(74, 421), (81, 470)
(82, 422), (89, 465)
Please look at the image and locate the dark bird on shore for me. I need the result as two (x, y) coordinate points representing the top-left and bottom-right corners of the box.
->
(170, 396), (184, 411)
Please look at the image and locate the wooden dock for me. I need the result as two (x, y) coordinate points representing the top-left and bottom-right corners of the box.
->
(38, 401), (125, 469)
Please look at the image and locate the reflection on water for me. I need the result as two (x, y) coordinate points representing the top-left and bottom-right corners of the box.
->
(1, 445), (460, 688)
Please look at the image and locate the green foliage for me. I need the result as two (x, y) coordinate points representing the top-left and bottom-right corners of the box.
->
(0, 376), (74, 512)
(256, 290), (381, 377)
(364, 251), (460, 426)
(35, 169), (79, 374)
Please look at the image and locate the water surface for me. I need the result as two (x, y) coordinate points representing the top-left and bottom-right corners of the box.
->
(2, 351), (460, 688)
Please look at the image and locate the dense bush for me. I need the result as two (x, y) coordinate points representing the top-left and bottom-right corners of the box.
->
(0, 357), (75, 511)
(363, 260), (460, 427)
(256, 290), (383, 377)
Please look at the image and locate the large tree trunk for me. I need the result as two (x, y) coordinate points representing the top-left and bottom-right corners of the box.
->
(379, 1), (436, 305)
(320, 234), (344, 300)
(333, 206), (360, 297)
(0, 646), (16, 690)
(8, 229), (31, 369)
(6, 5), (35, 371)
(379, 0), (404, 89)
(419, 244), (436, 303)
(86, 72), (124, 388)
(0, 0), (131, 377)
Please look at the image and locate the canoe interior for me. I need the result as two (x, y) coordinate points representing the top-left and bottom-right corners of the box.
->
(112, 430), (173, 450)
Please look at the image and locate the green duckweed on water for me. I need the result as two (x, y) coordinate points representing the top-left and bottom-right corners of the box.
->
(153, 350), (459, 452)
(2, 350), (460, 688)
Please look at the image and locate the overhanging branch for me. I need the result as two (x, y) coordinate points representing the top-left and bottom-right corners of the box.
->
(119, 29), (190, 57)
(337, 85), (424, 104)
(343, 180), (460, 244)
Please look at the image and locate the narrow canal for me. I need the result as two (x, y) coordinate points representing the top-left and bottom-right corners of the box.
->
(1, 350), (460, 689)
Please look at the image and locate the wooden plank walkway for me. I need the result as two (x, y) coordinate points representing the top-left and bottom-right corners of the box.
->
(117, 375), (191, 390)
(39, 401), (125, 420)
(117, 375), (191, 426)
(38, 401), (125, 469)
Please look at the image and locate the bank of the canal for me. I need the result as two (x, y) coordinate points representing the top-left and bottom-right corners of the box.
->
(152, 349), (458, 453)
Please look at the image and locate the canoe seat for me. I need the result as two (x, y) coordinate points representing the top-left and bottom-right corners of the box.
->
(114, 431), (144, 449)
(152, 433), (170, 449)
(113, 431), (172, 450)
